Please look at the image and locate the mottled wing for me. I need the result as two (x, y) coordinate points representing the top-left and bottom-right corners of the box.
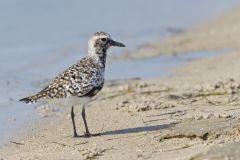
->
(20, 57), (103, 103)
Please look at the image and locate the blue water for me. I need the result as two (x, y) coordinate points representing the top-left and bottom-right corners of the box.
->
(0, 0), (240, 145)
(106, 50), (227, 80)
(1, 0), (240, 53)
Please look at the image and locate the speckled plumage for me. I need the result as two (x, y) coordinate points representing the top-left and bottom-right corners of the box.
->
(20, 56), (104, 103)
(20, 31), (124, 104)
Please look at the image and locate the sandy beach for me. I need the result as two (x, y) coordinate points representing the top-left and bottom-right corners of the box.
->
(2, 6), (240, 160)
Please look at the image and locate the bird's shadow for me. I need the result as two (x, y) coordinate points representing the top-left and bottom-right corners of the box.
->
(100, 122), (177, 136)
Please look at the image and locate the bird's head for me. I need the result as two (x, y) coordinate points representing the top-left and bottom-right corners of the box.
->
(88, 32), (125, 55)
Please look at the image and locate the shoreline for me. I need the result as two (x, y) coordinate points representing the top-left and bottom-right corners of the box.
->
(2, 7), (240, 160)
(116, 6), (240, 60)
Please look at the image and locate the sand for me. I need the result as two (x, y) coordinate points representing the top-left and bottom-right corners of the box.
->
(2, 7), (240, 160)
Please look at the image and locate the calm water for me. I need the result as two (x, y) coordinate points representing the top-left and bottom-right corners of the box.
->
(0, 0), (240, 144)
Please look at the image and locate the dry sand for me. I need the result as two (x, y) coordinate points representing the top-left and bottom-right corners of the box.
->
(2, 7), (240, 160)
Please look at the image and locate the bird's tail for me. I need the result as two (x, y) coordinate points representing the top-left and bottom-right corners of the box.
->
(19, 90), (48, 104)
(19, 96), (36, 104)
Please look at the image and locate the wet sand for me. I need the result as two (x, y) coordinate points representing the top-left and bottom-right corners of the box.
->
(2, 6), (240, 160)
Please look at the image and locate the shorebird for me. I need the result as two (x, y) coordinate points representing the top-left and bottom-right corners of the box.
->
(20, 32), (125, 137)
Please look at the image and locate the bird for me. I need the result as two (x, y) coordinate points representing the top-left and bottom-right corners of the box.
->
(19, 31), (125, 137)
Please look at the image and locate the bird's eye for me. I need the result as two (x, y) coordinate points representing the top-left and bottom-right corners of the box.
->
(101, 38), (107, 42)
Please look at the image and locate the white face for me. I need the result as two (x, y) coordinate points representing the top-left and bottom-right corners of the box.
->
(88, 33), (111, 49)
(88, 32), (125, 55)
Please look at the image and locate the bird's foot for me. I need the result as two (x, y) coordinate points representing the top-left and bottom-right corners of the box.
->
(80, 132), (101, 138)
(83, 132), (91, 137)
(73, 132), (79, 138)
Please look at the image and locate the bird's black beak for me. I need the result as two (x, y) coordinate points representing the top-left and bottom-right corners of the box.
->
(110, 40), (126, 47)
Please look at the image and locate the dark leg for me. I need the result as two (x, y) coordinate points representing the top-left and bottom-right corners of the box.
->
(81, 105), (91, 137)
(71, 106), (78, 137)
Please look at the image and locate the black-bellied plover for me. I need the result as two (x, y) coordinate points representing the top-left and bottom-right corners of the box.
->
(20, 32), (125, 137)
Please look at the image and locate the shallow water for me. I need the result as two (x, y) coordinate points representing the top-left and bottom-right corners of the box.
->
(106, 51), (227, 80)
(0, 0), (240, 144)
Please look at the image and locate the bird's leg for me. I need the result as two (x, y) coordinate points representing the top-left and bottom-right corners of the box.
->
(71, 106), (78, 137)
(81, 105), (91, 137)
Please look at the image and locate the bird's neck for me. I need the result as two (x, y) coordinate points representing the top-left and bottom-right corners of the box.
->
(88, 47), (107, 68)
